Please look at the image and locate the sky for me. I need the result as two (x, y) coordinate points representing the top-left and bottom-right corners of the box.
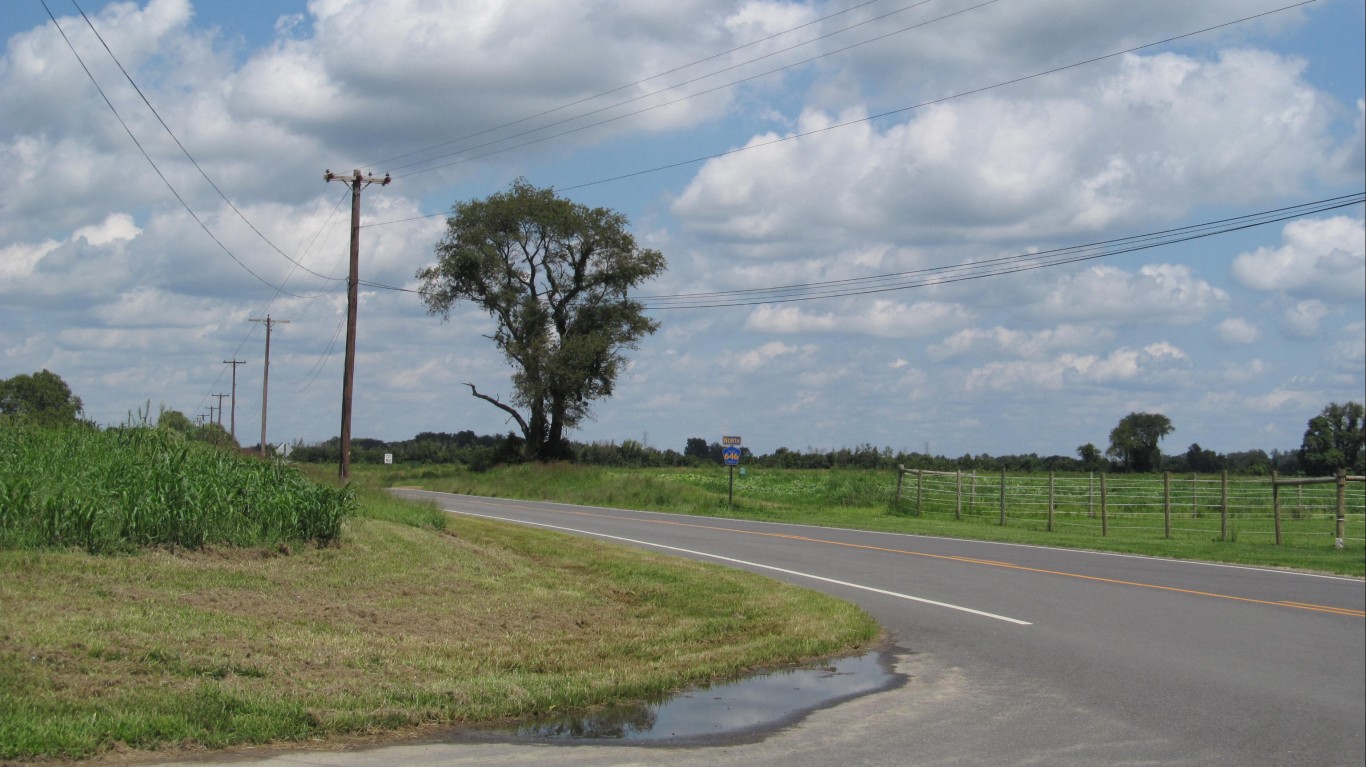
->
(1, 0), (1363, 459)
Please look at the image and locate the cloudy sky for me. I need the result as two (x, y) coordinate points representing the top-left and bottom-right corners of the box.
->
(2, 0), (1363, 459)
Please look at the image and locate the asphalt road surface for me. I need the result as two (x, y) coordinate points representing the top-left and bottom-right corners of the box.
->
(155, 491), (1365, 767)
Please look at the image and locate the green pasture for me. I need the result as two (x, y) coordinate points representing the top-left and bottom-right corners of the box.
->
(365, 462), (1365, 577)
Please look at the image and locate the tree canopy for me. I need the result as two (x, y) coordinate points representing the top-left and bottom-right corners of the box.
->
(1106, 412), (1173, 472)
(1299, 401), (1365, 475)
(0, 369), (84, 427)
(417, 179), (666, 461)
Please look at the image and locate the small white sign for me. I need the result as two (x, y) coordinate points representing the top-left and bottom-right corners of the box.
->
(384, 453), (393, 465)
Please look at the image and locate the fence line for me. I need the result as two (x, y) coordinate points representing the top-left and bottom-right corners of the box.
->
(894, 466), (1365, 549)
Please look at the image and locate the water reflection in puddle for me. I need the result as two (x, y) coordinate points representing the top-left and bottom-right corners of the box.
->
(470, 650), (899, 743)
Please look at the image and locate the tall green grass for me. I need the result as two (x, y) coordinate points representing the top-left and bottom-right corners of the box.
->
(0, 423), (355, 553)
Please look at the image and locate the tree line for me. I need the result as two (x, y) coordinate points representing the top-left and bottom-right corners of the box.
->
(4, 371), (1360, 478)
(274, 402), (1361, 477)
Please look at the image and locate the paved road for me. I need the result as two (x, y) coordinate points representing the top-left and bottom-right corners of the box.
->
(155, 491), (1365, 767)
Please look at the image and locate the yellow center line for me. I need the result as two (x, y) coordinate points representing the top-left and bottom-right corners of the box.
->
(463, 497), (1366, 619)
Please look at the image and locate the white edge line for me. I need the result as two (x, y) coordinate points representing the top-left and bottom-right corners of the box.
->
(447, 507), (1033, 627)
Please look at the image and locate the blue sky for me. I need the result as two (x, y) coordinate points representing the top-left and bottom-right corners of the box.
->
(1, 0), (1362, 459)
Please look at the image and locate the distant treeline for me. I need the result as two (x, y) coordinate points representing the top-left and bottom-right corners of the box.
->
(288, 431), (1301, 475)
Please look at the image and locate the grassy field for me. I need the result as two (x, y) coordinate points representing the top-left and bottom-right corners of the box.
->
(0, 482), (876, 762)
(361, 462), (1366, 577)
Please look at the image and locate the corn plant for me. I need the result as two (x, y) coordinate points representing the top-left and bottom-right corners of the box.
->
(0, 423), (355, 553)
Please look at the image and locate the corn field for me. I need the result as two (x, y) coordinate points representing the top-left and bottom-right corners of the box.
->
(0, 423), (355, 553)
(895, 468), (1365, 550)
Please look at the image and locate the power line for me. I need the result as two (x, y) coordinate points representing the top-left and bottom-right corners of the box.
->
(635, 193), (1365, 309)
(68, 0), (348, 287)
(558, 0), (1319, 192)
(38, 0), (306, 298)
(394, 0), (996, 179)
(361, 0), (1316, 227)
(363, 0), (918, 171)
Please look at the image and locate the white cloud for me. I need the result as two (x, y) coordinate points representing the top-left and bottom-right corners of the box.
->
(745, 299), (969, 338)
(673, 48), (1344, 250)
(1230, 215), (1365, 301)
(730, 340), (811, 373)
(1036, 264), (1227, 324)
(928, 324), (1112, 361)
(0, 1), (1359, 459)
(964, 343), (1188, 392)
(1216, 317), (1259, 345)
(1283, 300), (1330, 338)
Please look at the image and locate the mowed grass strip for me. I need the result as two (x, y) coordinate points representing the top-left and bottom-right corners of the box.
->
(0, 490), (877, 762)
(364, 463), (1365, 577)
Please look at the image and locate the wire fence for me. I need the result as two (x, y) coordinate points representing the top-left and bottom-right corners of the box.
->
(893, 468), (1365, 550)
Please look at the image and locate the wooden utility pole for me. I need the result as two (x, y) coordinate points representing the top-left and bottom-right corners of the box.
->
(211, 393), (229, 428)
(249, 315), (289, 457)
(223, 359), (245, 440)
(324, 168), (391, 482)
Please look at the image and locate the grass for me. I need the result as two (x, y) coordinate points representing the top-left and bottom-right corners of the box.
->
(0, 485), (877, 762)
(359, 462), (1366, 577)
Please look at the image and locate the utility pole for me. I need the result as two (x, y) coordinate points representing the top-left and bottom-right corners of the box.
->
(211, 393), (229, 428)
(324, 168), (391, 482)
(223, 359), (245, 440)
(249, 315), (289, 458)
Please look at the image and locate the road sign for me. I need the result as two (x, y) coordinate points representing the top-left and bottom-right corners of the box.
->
(722, 445), (741, 466)
(722, 435), (742, 446)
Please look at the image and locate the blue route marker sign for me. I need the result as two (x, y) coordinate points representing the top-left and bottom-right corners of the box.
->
(722, 445), (741, 466)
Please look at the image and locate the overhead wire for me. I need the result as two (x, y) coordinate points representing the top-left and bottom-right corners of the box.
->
(635, 193), (1366, 309)
(60, 0), (362, 417)
(67, 0), (347, 289)
(558, 0), (1319, 192)
(361, 0), (1317, 227)
(393, 0), (996, 179)
(39, 0), (307, 300)
(363, 0), (914, 171)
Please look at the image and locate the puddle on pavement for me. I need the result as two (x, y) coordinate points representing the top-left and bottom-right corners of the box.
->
(464, 649), (901, 744)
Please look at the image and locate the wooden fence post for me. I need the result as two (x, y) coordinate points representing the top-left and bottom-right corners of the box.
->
(1191, 473), (1198, 517)
(895, 465), (905, 509)
(1100, 474), (1108, 537)
(955, 470), (962, 520)
(999, 468), (1007, 526)
(916, 468), (923, 516)
(1088, 473), (1095, 518)
(1047, 471), (1055, 532)
(1271, 471), (1282, 546)
(1163, 471), (1172, 539)
(1220, 471), (1228, 542)
(1336, 469), (1347, 549)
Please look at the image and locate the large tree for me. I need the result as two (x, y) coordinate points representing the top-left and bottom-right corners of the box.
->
(0, 369), (84, 427)
(417, 180), (666, 461)
(1299, 401), (1365, 476)
(1106, 412), (1173, 472)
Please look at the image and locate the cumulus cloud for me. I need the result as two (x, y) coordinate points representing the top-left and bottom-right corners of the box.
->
(1036, 264), (1227, 324)
(928, 324), (1112, 361)
(745, 299), (970, 338)
(1230, 215), (1365, 301)
(964, 342), (1188, 392)
(673, 48), (1344, 251)
(1283, 300), (1330, 338)
(729, 340), (813, 373)
(1216, 317), (1259, 345)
